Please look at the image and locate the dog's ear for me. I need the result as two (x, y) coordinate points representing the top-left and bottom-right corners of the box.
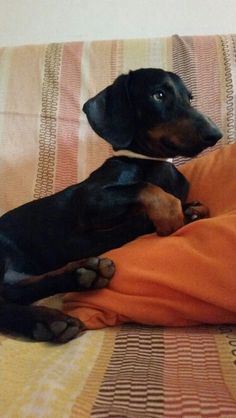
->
(82, 73), (134, 150)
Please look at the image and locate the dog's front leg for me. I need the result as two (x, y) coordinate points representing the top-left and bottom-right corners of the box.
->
(138, 183), (184, 236)
(80, 158), (187, 236)
(82, 179), (184, 236)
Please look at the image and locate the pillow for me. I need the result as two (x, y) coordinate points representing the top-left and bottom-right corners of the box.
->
(63, 143), (236, 329)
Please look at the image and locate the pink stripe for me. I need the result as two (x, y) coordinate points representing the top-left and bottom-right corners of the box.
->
(55, 43), (83, 192)
(194, 37), (221, 118)
(193, 36), (223, 153)
(163, 328), (236, 417)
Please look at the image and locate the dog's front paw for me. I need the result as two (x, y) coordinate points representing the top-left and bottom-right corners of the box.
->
(75, 257), (115, 290)
(183, 201), (209, 224)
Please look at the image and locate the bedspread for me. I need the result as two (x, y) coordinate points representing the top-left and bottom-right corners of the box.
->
(1, 325), (236, 417)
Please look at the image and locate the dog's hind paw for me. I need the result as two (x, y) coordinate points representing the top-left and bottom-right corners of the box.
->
(32, 308), (84, 343)
(75, 257), (115, 290)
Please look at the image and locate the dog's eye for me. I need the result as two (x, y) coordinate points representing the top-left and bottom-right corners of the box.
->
(153, 91), (165, 101)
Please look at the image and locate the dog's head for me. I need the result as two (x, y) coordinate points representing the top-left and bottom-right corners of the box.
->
(83, 68), (222, 158)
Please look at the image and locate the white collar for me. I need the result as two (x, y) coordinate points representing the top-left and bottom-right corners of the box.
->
(113, 149), (172, 162)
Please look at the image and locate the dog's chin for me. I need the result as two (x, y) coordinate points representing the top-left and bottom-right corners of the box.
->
(153, 140), (218, 159)
(129, 137), (218, 159)
(179, 143), (217, 158)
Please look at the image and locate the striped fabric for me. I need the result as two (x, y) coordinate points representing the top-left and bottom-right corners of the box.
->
(89, 325), (236, 418)
(0, 35), (236, 213)
(0, 34), (236, 417)
(1, 325), (236, 417)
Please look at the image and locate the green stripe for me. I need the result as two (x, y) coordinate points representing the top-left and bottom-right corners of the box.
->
(34, 43), (63, 199)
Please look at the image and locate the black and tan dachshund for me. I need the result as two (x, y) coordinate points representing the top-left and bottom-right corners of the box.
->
(0, 68), (222, 342)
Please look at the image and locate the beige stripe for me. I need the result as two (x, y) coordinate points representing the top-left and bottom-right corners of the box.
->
(0, 48), (12, 113)
(0, 45), (46, 214)
(70, 327), (119, 418)
(149, 37), (170, 70)
(122, 37), (171, 74)
(0, 48), (12, 183)
(122, 38), (150, 72)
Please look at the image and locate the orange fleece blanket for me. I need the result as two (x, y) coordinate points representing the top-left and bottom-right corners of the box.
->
(63, 143), (236, 329)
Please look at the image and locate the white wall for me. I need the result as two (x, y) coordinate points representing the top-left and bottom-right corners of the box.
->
(0, 0), (236, 47)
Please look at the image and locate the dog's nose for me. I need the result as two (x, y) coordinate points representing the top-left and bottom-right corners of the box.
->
(204, 126), (223, 144)
(203, 117), (223, 144)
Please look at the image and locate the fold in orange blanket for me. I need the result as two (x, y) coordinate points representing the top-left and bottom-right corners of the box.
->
(63, 143), (236, 329)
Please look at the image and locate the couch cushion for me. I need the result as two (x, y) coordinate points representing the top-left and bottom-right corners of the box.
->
(63, 143), (236, 328)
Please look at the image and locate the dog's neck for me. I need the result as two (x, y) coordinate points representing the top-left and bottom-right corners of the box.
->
(113, 149), (172, 162)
